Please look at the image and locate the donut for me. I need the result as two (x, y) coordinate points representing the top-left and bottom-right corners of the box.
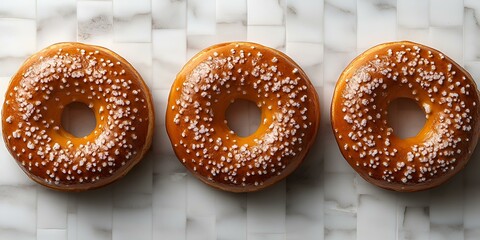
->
(331, 41), (480, 192)
(2, 42), (154, 191)
(166, 42), (320, 192)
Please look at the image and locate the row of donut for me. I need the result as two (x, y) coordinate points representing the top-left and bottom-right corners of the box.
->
(2, 41), (479, 193)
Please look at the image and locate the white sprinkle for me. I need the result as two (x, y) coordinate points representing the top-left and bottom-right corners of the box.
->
(423, 103), (431, 114)
(53, 143), (60, 150)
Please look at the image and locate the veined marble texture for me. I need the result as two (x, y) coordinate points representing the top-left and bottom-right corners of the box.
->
(0, 0), (480, 239)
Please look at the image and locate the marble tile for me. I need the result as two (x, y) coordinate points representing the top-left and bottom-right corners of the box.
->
(152, 29), (187, 90)
(77, 1), (114, 46)
(152, 153), (186, 174)
(430, 0), (464, 27)
(110, 43), (153, 85)
(112, 194), (153, 240)
(465, 228), (480, 240)
(286, 0), (323, 43)
(247, 233), (285, 240)
(324, 173), (356, 238)
(67, 214), (76, 240)
(428, 177), (465, 239)
(153, 171), (187, 240)
(285, 42), (323, 87)
(247, 26), (286, 50)
(186, 35), (218, 59)
(429, 225), (464, 240)
(0, 136), (33, 186)
(113, 155), (153, 194)
(113, 0), (151, 42)
(317, 86), (330, 130)
(247, 0), (285, 26)
(323, 128), (354, 173)
(464, 62), (480, 86)
(428, 27), (464, 65)
(152, 0), (186, 29)
(355, 174), (395, 196)
(398, 207), (430, 240)
(324, 207), (356, 231)
(397, 27), (430, 44)
(465, 0), (480, 17)
(464, 146), (480, 185)
(396, 191), (431, 208)
(324, 173), (357, 212)
(429, 176), (464, 226)
(187, 175), (218, 217)
(186, 22), (247, 58)
(397, 0), (429, 28)
(0, 18), (36, 77)
(214, 192), (247, 240)
(324, 229), (355, 240)
(216, 0), (247, 24)
(0, 186), (36, 240)
(76, 189), (113, 240)
(186, 0), (216, 35)
(215, 22), (248, 42)
(323, 50), (356, 85)
(357, 194), (397, 240)
(37, 189), (68, 229)
(0, 57), (25, 78)
(151, 89), (169, 129)
(324, 0), (356, 52)
(357, 0), (397, 51)
(37, 0), (77, 49)
(286, 179), (324, 240)
(463, 187), (480, 229)
(37, 229), (67, 240)
(463, 2), (480, 62)
(0, 0), (36, 19)
(247, 182), (286, 234)
(186, 187), (239, 239)
(186, 215), (216, 240)
(152, 122), (175, 155)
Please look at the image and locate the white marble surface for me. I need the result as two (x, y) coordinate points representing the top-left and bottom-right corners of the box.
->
(1, 0), (480, 239)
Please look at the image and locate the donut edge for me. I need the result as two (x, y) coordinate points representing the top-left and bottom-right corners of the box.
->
(1, 42), (156, 191)
(330, 41), (480, 192)
(166, 41), (321, 193)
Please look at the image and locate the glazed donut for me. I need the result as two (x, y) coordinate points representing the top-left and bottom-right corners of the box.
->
(2, 42), (154, 191)
(166, 42), (320, 192)
(331, 41), (480, 192)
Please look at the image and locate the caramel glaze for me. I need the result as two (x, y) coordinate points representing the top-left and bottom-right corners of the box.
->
(331, 41), (480, 192)
(2, 42), (154, 191)
(166, 42), (320, 192)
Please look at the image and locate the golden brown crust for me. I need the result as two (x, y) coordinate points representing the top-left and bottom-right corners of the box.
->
(2, 42), (155, 191)
(331, 41), (480, 192)
(166, 42), (320, 192)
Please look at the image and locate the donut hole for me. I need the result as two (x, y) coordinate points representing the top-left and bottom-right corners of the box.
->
(387, 98), (426, 139)
(61, 102), (96, 138)
(225, 99), (261, 137)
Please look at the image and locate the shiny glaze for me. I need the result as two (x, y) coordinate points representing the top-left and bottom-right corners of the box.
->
(166, 42), (320, 192)
(2, 42), (154, 191)
(331, 41), (480, 192)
